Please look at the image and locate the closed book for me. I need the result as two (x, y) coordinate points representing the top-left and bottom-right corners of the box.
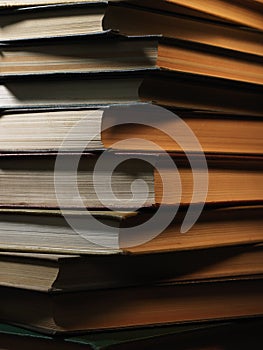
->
(0, 277), (262, 333)
(0, 153), (261, 208)
(0, 206), (262, 254)
(0, 105), (262, 154)
(0, 244), (263, 292)
(1, 71), (263, 116)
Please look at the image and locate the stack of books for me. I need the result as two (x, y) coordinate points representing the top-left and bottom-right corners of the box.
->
(0, 0), (263, 348)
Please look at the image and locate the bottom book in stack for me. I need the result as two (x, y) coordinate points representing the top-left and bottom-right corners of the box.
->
(0, 318), (262, 349)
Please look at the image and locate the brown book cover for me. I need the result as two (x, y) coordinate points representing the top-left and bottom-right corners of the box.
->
(0, 277), (262, 333)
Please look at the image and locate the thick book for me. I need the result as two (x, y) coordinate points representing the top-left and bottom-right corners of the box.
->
(0, 206), (262, 254)
(0, 34), (159, 76)
(0, 244), (262, 292)
(0, 277), (262, 333)
(129, 0), (263, 31)
(1, 35), (263, 86)
(0, 153), (262, 208)
(1, 71), (263, 116)
(0, 106), (262, 154)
